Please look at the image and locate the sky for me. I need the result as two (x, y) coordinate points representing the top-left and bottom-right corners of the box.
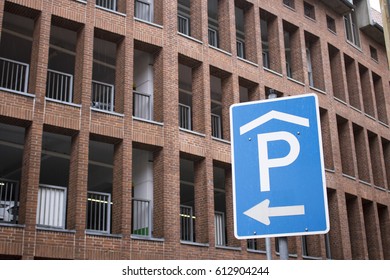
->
(370, 0), (381, 12)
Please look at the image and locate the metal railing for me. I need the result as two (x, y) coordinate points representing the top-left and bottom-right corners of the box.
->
(46, 69), (73, 103)
(180, 205), (194, 242)
(211, 113), (222, 138)
(96, 0), (117, 11)
(135, 0), (151, 21)
(133, 91), (151, 120)
(0, 57), (29, 93)
(132, 198), (151, 237)
(0, 179), (19, 224)
(91, 80), (115, 112)
(87, 191), (111, 233)
(179, 103), (191, 130)
(214, 211), (226, 246)
(178, 15), (190, 35)
(36, 184), (67, 229)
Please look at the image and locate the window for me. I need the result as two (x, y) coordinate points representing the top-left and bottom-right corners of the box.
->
(178, 15), (190, 35)
(304, 2), (315, 20)
(370, 46), (378, 62)
(326, 15), (336, 33)
(178, 64), (193, 130)
(306, 47), (313, 87)
(135, 0), (152, 22)
(283, 0), (295, 9)
(39, 132), (72, 229)
(235, 6), (246, 59)
(260, 9), (281, 72)
(344, 12), (360, 47)
(178, 0), (191, 36)
(208, 27), (218, 48)
(236, 39), (245, 59)
(180, 158), (195, 242)
(208, 0), (219, 48)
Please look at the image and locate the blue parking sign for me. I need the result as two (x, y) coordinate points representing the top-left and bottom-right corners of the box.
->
(230, 94), (329, 239)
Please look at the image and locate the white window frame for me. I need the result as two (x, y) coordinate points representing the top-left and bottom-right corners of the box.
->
(236, 39), (245, 59)
(344, 12), (360, 47)
(208, 27), (218, 48)
(178, 14), (190, 36)
(135, 0), (153, 22)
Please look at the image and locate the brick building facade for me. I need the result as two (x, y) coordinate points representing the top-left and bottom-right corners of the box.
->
(0, 0), (389, 260)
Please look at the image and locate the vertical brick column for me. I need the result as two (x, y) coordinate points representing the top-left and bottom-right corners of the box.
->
(218, 0), (233, 53)
(224, 167), (240, 247)
(160, 0), (181, 257)
(338, 192), (352, 259)
(268, 13), (282, 73)
(328, 45), (347, 102)
(117, 0), (127, 14)
(353, 126), (370, 183)
(0, 0), (4, 38)
(194, 159), (209, 243)
(221, 73), (239, 141)
(345, 56), (362, 110)
(154, 0), (163, 26)
(363, 201), (383, 259)
(320, 109), (335, 170)
(346, 196), (368, 259)
(152, 149), (165, 239)
(325, 190), (338, 258)
(190, 0), (204, 41)
(119, 7), (134, 257)
(378, 204), (390, 259)
(373, 74), (388, 125)
(290, 26), (304, 82)
(369, 133), (385, 188)
(19, 5), (51, 260)
(67, 0), (95, 259)
(243, 4), (258, 64)
(192, 63), (205, 134)
(337, 118), (356, 177)
(114, 38), (126, 114)
(205, 157), (215, 248)
(112, 142), (123, 235)
(153, 50), (164, 123)
(360, 66), (375, 117)
(310, 37), (325, 90)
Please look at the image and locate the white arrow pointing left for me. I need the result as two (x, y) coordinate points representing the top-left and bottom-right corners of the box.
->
(244, 199), (305, 225)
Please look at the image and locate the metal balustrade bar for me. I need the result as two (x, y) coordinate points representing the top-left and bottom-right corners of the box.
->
(96, 0), (117, 11)
(180, 205), (194, 242)
(91, 81), (115, 112)
(87, 191), (111, 233)
(46, 69), (73, 103)
(133, 91), (151, 120)
(0, 57), (29, 93)
(132, 198), (151, 237)
(0, 179), (19, 224)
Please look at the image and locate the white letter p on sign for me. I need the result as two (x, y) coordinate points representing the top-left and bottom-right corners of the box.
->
(258, 131), (300, 192)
